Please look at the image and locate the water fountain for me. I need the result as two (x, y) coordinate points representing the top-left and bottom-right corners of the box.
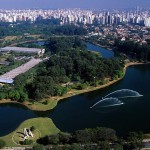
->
(90, 89), (143, 109)
(90, 97), (124, 109)
(104, 89), (143, 99)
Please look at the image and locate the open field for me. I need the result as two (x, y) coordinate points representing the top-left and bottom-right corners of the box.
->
(0, 98), (58, 111)
(4, 36), (18, 41)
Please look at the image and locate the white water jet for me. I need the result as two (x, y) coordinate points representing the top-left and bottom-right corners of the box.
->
(104, 89), (143, 99)
(90, 97), (123, 109)
(101, 102), (124, 108)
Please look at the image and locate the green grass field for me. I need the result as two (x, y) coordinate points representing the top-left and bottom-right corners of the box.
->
(0, 117), (60, 146)
(0, 98), (59, 112)
(26, 98), (58, 111)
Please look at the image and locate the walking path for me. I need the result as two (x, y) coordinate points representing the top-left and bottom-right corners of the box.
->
(0, 58), (42, 80)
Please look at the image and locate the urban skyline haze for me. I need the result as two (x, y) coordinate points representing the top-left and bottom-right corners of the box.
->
(0, 0), (150, 9)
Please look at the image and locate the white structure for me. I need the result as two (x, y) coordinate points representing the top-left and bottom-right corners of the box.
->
(28, 129), (33, 137)
(144, 17), (150, 27)
(24, 128), (29, 138)
(23, 128), (34, 141)
(0, 47), (45, 56)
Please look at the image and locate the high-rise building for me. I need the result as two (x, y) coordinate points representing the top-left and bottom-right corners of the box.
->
(144, 17), (150, 27)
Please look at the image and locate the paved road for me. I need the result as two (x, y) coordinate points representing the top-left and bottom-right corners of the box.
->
(0, 58), (42, 80)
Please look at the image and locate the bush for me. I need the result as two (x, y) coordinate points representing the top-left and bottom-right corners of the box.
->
(0, 139), (6, 149)
(76, 83), (87, 90)
(22, 139), (33, 145)
(33, 144), (45, 150)
(30, 126), (36, 131)
(0, 92), (6, 100)
(38, 135), (60, 145)
(98, 141), (110, 150)
(113, 144), (123, 150)
(58, 132), (72, 144)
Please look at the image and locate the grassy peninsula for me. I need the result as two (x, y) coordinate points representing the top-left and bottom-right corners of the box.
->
(0, 118), (59, 146)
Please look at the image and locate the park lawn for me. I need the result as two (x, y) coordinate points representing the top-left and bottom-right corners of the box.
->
(0, 98), (59, 111)
(4, 36), (17, 41)
(0, 117), (60, 147)
(25, 98), (58, 111)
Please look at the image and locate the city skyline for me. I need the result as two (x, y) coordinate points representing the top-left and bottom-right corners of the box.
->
(0, 0), (150, 9)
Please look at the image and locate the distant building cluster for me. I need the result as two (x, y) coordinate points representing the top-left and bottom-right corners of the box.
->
(0, 9), (93, 24)
(0, 8), (150, 26)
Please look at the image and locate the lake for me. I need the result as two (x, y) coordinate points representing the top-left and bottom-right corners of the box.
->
(34, 41), (114, 58)
(86, 42), (114, 58)
(0, 43), (149, 137)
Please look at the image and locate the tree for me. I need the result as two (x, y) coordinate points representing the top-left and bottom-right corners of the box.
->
(22, 139), (32, 145)
(94, 127), (117, 141)
(0, 92), (6, 100)
(98, 141), (111, 150)
(70, 143), (81, 150)
(73, 130), (92, 143)
(40, 135), (60, 145)
(30, 126), (35, 131)
(113, 144), (123, 150)
(14, 91), (20, 101)
(127, 132), (144, 149)
(8, 90), (15, 100)
(19, 90), (28, 102)
(58, 132), (72, 144)
(33, 144), (45, 150)
(7, 56), (15, 65)
(1, 36), (123, 102)
(0, 139), (6, 149)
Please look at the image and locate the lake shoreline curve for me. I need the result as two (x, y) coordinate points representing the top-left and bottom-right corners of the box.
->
(0, 61), (148, 111)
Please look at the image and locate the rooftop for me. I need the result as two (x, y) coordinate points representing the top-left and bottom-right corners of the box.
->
(0, 46), (43, 53)
(0, 78), (14, 84)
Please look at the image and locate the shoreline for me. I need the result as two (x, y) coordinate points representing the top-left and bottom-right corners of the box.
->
(85, 40), (113, 51)
(0, 61), (147, 112)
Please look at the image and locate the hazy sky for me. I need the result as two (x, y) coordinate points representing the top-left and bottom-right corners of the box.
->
(0, 0), (150, 9)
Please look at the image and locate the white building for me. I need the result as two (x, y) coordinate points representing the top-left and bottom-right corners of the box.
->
(144, 17), (150, 27)
(0, 46), (45, 56)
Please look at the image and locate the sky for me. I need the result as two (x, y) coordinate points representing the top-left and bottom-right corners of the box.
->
(0, 0), (150, 9)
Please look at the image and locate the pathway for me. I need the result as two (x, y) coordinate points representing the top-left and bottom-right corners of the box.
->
(0, 58), (42, 80)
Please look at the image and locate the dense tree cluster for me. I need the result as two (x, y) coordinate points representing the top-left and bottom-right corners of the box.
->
(114, 39), (150, 61)
(17, 43), (42, 49)
(0, 67), (34, 101)
(0, 37), (123, 101)
(38, 127), (117, 145)
(0, 139), (6, 149)
(0, 82), (29, 102)
(0, 20), (87, 38)
(37, 128), (144, 150)
(51, 25), (87, 36)
(29, 37), (123, 100)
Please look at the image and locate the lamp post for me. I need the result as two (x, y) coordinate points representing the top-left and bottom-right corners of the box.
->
(31, 73), (33, 82)
(94, 76), (96, 87)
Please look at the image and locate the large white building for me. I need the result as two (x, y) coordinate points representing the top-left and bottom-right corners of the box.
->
(0, 46), (45, 56)
(144, 17), (150, 27)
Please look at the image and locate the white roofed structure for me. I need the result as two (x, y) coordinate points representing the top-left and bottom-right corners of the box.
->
(0, 58), (43, 84)
(0, 46), (45, 56)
